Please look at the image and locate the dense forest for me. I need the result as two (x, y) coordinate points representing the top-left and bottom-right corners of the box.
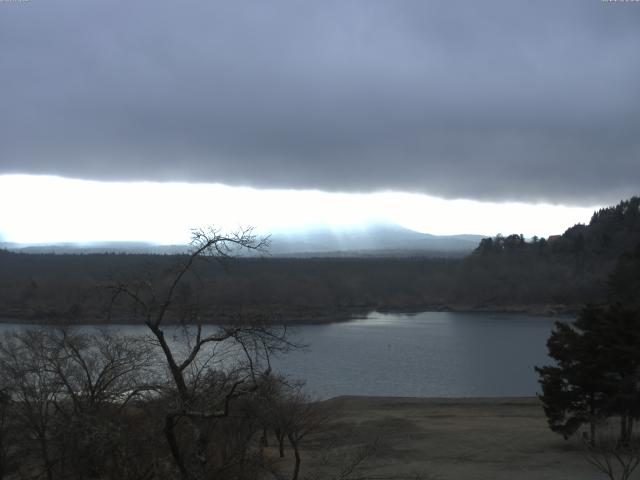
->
(458, 196), (640, 310)
(1, 197), (638, 324)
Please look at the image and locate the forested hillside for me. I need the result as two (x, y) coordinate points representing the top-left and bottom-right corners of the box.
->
(458, 196), (640, 310)
(0, 197), (638, 324)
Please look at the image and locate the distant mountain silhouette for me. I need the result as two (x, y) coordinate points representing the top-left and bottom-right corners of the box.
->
(268, 223), (484, 256)
(0, 223), (484, 257)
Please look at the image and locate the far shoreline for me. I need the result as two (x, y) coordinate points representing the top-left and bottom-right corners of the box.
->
(0, 304), (578, 326)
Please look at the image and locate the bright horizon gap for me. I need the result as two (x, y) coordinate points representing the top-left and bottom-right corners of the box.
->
(0, 174), (601, 245)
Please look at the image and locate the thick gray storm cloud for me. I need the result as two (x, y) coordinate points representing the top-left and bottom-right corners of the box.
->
(1, 0), (638, 204)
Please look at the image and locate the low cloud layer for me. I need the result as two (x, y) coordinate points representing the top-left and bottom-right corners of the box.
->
(1, 1), (639, 204)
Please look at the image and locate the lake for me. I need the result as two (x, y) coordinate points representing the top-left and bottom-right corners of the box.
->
(272, 311), (560, 399)
(0, 311), (563, 399)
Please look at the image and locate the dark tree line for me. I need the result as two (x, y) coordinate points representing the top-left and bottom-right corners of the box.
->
(475, 197), (640, 259)
(2, 197), (638, 322)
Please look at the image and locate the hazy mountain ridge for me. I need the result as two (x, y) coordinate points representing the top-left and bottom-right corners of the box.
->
(0, 223), (485, 257)
(268, 224), (484, 256)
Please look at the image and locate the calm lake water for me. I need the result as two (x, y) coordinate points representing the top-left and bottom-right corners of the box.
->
(0, 311), (562, 399)
(272, 311), (559, 399)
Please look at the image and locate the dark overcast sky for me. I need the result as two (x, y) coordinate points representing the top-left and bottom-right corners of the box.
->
(1, 0), (638, 205)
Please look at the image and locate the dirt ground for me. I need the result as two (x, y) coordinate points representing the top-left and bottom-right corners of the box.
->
(281, 396), (608, 480)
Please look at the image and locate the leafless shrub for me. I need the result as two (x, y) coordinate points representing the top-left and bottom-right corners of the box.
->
(0, 327), (161, 480)
(584, 422), (640, 480)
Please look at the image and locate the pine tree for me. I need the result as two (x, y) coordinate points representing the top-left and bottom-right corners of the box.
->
(536, 303), (640, 445)
(536, 305), (609, 444)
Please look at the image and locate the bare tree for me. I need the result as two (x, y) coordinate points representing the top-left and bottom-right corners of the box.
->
(584, 423), (640, 480)
(0, 327), (161, 480)
(109, 227), (298, 480)
(48, 328), (158, 410)
(0, 386), (12, 479)
(257, 380), (329, 480)
(0, 329), (63, 480)
(250, 372), (300, 459)
(285, 392), (329, 480)
(46, 328), (161, 480)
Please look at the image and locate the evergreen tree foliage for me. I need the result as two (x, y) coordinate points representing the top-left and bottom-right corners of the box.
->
(536, 258), (640, 444)
(536, 305), (610, 443)
(608, 243), (640, 309)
